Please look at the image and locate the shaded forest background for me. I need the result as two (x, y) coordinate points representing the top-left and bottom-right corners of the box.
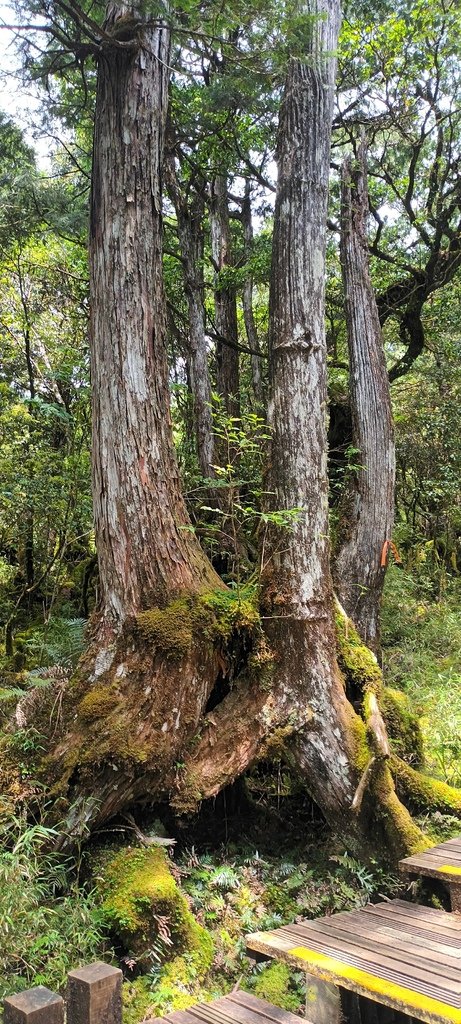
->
(1, 0), (461, 1015)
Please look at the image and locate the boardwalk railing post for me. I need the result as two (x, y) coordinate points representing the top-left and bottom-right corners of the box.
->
(67, 963), (122, 1024)
(3, 987), (64, 1024)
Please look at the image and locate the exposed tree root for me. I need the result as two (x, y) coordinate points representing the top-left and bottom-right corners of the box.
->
(390, 755), (461, 816)
(168, 676), (292, 814)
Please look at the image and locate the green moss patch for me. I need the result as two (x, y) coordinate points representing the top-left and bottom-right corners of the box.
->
(381, 687), (424, 767)
(335, 606), (382, 693)
(77, 685), (117, 722)
(253, 963), (303, 1014)
(97, 847), (213, 974)
(135, 587), (260, 661)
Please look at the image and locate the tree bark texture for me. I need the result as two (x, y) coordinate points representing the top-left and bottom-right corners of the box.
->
(209, 174), (240, 419)
(165, 155), (215, 479)
(258, 2), (426, 856)
(262, 0), (360, 828)
(90, 8), (216, 628)
(335, 148), (395, 653)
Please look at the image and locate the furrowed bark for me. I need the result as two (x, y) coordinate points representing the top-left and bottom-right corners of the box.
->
(261, 3), (425, 858)
(90, 7), (217, 628)
(262, 0), (357, 827)
(335, 147), (395, 653)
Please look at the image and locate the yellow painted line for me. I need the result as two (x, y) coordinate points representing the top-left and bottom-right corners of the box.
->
(288, 946), (461, 1023)
(439, 865), (461, 877)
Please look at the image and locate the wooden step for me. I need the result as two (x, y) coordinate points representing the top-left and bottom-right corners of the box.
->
(147, 990), (308, 1024)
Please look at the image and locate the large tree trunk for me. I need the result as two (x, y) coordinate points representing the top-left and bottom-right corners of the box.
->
(258, 1), (424, 856)
(27, 3), (233, 830)
(165, 153), (215, 479)
(90, 7), (217, 629)
(261, 0), (357, 827)
(334, 147), (395, 653)
(209, 173), (240, 419)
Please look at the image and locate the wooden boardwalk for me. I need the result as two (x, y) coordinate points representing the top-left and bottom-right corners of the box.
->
(152, 992), (307, 1024)
(247, 899), (461, 1024)
(400, 837), (461, 913)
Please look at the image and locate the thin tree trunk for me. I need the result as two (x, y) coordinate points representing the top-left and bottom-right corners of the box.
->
(242, 180), (264, 406)
(334, 147), (395, 653)
(165, 155), (215, 479)
(17, 260), (35, 596)
(90, 8), (217, 630)
(210, 173), (240, 419)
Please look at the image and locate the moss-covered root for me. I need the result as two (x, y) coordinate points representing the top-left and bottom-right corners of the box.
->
(97, 846), (213, 975)
(335, 599), (382, 696)
(349, 713), (427, 859)
(391, 755), (461, 817)
(336, 601), (424, 768)
(381, 688), (424, 768)
(367, 759), (428, 859)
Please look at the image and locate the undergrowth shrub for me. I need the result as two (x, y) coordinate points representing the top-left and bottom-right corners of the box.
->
(0, 816), (109, 1002)
(382, 566), (461, 787)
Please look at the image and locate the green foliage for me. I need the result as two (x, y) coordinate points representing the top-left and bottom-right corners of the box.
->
(253, 963), (304, 1013)
(22, 617), (86, 670)
(0, 815), (109, 1001)
(382, 566), (461, 788)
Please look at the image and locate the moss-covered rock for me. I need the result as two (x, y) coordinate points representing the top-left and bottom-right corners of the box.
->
(97, 846), (213, 974)
(382, 687), (424, 767)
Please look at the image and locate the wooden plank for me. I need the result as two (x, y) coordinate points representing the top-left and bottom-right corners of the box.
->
(225, 992), (305, 1024)
(359, 902), (461, 939)
(304, 976), (341, 1024)
(154, 1011), (201, 1024)
(247, 928), (461, 1002)
(400, 862), (457, 882)
(331, 906), (461, 955)
(358, 901), (461, 932)
(401, 851), (461, 872)
(276, 925), (461, 998)
(154, 995), (307, 1024)
(278, 918), (461, 978)
(358, 908), (461, 946)
(285, 946), (461, 1023)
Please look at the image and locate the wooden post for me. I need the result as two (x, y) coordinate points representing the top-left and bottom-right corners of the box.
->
(305, 975), (341, 1024)
(67, 962), (122, 1024)
(449, 883), (461, 914)
(4, 987), (64, 1024)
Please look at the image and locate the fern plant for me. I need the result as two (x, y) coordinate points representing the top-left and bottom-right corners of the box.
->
(23, 617), (86, 670)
